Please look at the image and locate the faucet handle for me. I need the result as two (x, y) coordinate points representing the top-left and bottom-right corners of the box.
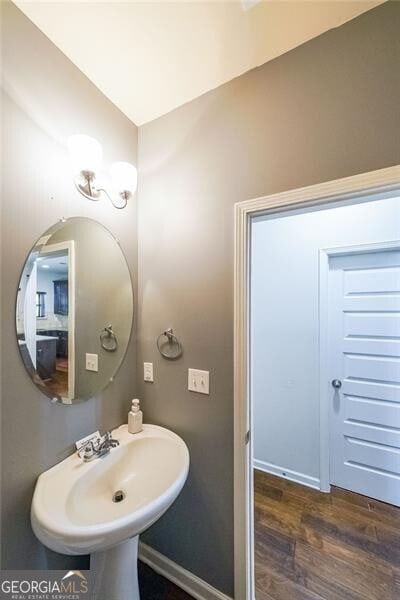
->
(78, 442), (95, 461)
(83, 443), (95, 460)
(103, 430), (120, 447)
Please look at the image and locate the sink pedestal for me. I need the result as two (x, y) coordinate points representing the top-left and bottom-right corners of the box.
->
(91, 536), (139, 600)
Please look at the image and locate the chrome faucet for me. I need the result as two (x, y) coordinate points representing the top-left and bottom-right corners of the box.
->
(79, 431), (120, 462)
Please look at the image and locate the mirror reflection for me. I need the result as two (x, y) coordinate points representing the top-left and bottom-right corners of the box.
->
(16, 218), (133, 404)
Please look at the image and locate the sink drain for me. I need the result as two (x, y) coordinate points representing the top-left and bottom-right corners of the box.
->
(112, 490), (125, 503)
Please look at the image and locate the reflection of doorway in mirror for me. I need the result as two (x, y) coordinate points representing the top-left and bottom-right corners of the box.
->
(24, 259), (38, 369)
(35, 241), (75, 402)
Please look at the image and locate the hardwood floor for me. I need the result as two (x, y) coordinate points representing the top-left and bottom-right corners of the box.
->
(254, 469), (400, 600)
(136, 472), (399, 600)
(43, 366), (68, 397)
(138, 562), (193, 600)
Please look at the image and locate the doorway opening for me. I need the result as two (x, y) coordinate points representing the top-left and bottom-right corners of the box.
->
(233, 166), (400, 600)
(33, 241), (75, 401)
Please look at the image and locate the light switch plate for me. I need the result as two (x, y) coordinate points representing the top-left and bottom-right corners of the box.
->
(188, 368), (209, 395)
(86, 353), (98, 372)
(144, 362), (154, 382)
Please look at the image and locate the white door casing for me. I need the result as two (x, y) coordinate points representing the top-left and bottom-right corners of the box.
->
(24, 259), (37, 368)
(39, 241), (75, 402)
(327, 247), (400, 506)
(234, 165), (400, 600)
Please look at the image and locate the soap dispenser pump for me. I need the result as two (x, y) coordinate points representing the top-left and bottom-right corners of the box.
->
(128, 399), (143, 434)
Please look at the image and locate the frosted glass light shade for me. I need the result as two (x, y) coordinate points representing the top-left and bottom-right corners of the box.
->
(111, 162), (138, 195)
(67, 135), (103, 174)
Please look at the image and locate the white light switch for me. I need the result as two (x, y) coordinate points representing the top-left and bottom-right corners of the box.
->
(86, 353), (98, 372)
(188, 368), (209, 395)
(144, 362), (154, 382)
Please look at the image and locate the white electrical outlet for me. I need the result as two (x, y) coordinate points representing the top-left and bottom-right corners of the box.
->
(188, 368), (210, 395)
(144, 362), (154, 382)
(86, 353), (98, 372)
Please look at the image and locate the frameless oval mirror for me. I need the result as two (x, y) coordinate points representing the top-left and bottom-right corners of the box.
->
(16, 217), (133, 404)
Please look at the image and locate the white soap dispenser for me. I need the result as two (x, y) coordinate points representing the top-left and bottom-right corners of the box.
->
(128, 399), (143, 434)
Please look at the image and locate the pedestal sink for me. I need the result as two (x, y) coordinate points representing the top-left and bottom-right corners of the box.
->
(31, 424), (189, 600)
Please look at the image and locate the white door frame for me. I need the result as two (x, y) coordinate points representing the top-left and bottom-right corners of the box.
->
(319, 239), (400, 493)
(39, 240), (76, 403)
(233, 165), (400, 600)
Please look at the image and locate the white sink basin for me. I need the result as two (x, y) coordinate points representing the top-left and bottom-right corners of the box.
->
(31, 424), (189, 599)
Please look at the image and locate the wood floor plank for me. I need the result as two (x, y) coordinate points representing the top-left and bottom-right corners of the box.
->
(314, 503), (378, 540)
(300, 511), (399, 569)
(375, 522), (400, 550)
(254, 469), (399, 600)
(255, 471), (331, 506)
(299, 518), (394, 577)
(255, 522), (295, 559)
(331, 492), (400, 531)
(295, 540), (396, 600)
(330, 485), (372, 509)
(309, 504), (378, 541)
(367, 497), (400, 521)
(331, 481), (399, 519)
(255, 494), (303, 538)
(256, 561), (325, 600)
(255, 523), (296, 579)
(257, 484), (379, 542)
(254, 584), (276, 600)
(392, 566), (400, 595)
(254, 475), (284, 502)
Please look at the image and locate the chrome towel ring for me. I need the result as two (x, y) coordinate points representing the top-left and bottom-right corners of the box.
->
(100, 324), (118, 352)
(157, 328), (183, 360)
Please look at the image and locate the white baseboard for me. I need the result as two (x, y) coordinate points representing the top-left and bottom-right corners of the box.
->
(253, 458), (321, 490)
(138, 542), (233, 600)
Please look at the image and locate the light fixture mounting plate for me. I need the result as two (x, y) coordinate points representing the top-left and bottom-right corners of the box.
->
(74, 172), (101, 201)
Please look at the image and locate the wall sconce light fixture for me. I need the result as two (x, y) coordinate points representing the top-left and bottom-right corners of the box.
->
(67, 134), (137, 209)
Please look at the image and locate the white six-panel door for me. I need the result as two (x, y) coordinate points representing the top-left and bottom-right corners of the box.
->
(328, 249), (400, 506)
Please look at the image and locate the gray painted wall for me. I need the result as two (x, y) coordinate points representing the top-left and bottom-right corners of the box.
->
(1, 1), (138, 569)
(137, 2), (400, 595)
(252, 196), (400, 482)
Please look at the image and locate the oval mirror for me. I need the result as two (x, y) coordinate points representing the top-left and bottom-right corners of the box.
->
(16, 217), (133, 404)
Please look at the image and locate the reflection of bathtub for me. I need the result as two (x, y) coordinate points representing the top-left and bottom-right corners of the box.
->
(36, 336), (57, 380)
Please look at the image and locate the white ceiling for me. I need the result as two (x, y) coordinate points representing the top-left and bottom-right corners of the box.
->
(14, 0), (384, 125)
(37, 255), (68, 276)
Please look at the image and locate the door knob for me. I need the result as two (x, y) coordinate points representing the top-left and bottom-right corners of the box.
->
(332, 379), (342, 389)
